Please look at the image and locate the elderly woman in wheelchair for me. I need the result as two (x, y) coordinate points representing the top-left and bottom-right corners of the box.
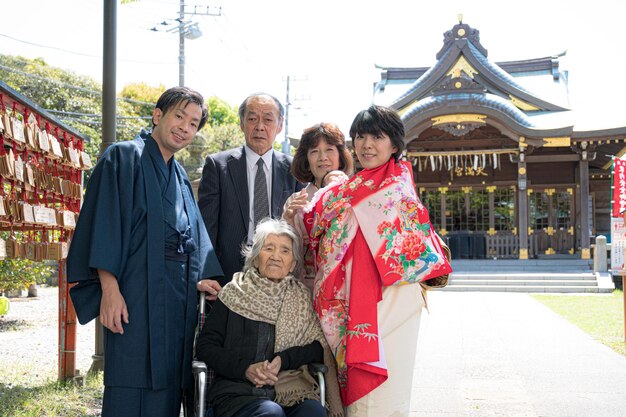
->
(195, 219), (343, 417)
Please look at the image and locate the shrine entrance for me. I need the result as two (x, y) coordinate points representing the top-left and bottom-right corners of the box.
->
(419, 186), (576, 259)
(528, 188), (575, 256)
(420, 186), (518, 259)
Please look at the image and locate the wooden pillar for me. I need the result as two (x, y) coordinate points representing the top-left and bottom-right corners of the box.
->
(439, 187), (448, 233)
(579, 148), (591, 259)
(518, 155), (529, 259)
(58, 259), (77, 381)
(545, 188), (555, 254)
(487, 186), (496, 235)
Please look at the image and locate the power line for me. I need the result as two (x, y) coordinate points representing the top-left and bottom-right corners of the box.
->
(45, 109), (152, 120)
(0, 32), (173, 66)
(0, 33), (99, 59)
(0, 63), (155, 106)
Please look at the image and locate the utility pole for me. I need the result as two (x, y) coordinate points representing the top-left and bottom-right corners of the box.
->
(177, 1), (221, 86)
(178, 0), (185, 87)
(283, 75), (291, 154)
(89, 0), (118, 377)
(282, 75), (309, 154)
(152, 2), (221, 87)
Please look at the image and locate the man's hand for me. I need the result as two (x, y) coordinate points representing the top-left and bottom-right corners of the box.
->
(197, 279), (222, 301)
(98, 269), (129, 334)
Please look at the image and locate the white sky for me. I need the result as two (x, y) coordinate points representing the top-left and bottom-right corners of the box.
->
(2, 0), (626, 139)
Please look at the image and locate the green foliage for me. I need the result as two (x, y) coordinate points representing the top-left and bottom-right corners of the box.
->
(0, 55), (102, 160)
(203, 124), (245, 153)
(0, 54), (245, 182)
(0, 259), (54, 294)
(0, 54), (151, 163)
(206, 96), (239, 127)
(119, 82), (165, 118)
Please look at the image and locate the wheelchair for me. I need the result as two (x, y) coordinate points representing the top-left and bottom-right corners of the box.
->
(184, 292), (328, 417)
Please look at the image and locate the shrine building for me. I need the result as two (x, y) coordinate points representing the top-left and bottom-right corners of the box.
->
(372, 19), (626, 260)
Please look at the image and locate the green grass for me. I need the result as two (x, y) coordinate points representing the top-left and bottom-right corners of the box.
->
(532, 290), (626, 356)
(0, 370), (103, 417)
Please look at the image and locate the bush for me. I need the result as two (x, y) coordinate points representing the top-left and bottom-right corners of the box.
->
(0, 259), (55, 294)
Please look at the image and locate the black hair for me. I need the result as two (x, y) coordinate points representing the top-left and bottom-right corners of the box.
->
(153, 86), (209, 131)
(349, 105), (405, 161)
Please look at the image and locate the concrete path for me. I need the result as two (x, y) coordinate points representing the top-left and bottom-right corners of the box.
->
(411, 291), (626, 417)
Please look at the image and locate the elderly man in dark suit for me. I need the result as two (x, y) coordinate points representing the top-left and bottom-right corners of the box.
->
(197, 93), (303, 297)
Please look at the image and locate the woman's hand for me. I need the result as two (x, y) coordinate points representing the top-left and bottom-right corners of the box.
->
(197, 279), (222, 301)
(267, 355), (281, 375)
(245, 359), (280, 387)
(282, 190), (308, 226)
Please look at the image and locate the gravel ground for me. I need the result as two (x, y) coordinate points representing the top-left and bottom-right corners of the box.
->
(0, 286), (96, 385)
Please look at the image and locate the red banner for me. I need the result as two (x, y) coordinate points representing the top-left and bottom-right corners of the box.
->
(612, 158), (626, 217)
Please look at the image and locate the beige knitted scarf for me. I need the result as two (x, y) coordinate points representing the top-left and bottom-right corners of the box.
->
(219, 268), (344, 417)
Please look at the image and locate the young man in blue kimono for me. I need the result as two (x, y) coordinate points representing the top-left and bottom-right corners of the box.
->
(67, 86), (223, 417)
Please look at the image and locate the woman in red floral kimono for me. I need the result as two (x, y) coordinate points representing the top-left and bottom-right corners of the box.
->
(302, 105), (452, 416)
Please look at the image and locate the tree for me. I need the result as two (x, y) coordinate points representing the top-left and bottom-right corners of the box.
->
(176, 96), (243, 180)
(0, 53), (246, 182)
(0, 55), (165, 164)
(0, 259), (54, 295)
(206, 96), (239, 127)
(0, 54), (103, 160)
(119, 82), (166, 120)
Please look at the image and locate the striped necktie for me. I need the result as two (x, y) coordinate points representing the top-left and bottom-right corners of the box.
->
(253, 157), (269, 229)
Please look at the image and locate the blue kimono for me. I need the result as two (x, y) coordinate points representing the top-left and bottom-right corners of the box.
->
(67, 131), (223, 416)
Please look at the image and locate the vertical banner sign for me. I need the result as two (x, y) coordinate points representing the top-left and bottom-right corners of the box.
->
(611, 158), (626, 270)
(612, 157), (626, 217)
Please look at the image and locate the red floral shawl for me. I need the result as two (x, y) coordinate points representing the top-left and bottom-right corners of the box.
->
(303, 159), (452, 405)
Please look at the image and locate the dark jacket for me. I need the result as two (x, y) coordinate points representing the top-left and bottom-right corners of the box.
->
(196, 299), (323, 417)
(197, 147), (304, 285)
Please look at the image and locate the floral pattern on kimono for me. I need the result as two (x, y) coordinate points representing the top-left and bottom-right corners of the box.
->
(303, 158), (452, 405)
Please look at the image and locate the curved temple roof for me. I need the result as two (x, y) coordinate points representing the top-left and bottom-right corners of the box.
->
(372, 19), (626, 170)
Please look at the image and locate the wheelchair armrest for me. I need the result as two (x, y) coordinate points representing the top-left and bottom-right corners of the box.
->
(308, 362), (327, 407)
(193, 360), (209, 417)
(192, 360), (207, 375)
(307, 362), (327, 375)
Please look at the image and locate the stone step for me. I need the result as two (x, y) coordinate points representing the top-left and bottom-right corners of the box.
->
(450, 273), (597, 281)
(441, 285), (609, 293)
(441, 260), (614, 293)
(449, 279), (597, 287)
(450, 259), (594, 273)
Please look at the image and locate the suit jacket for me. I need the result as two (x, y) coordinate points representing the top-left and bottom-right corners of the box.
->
(198, 146), (303, 285)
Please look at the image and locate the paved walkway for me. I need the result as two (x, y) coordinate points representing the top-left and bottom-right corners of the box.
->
(4, 288), (626, 416)
(411, 291), (626, 417)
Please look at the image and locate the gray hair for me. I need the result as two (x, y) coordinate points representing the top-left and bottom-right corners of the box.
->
(238, 92), (285, 122)
(242, 218), (303, 278)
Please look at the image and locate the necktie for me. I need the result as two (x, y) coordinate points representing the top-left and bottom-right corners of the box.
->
(253, 158), (269, 230)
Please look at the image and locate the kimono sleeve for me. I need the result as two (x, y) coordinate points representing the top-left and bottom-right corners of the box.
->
(67, 145), (136, 323)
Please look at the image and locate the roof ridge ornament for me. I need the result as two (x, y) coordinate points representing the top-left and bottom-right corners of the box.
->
(436, 19), (488, 60)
